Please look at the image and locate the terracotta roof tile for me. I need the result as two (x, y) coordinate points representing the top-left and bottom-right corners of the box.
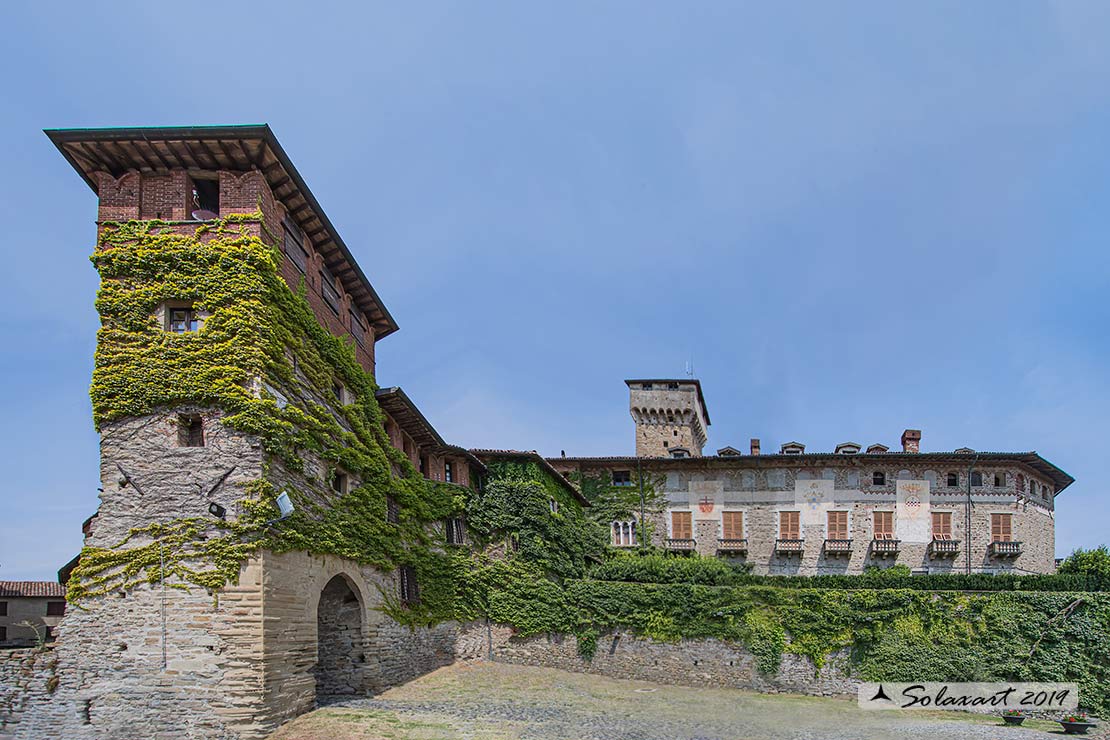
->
(0, 581), (67, 598)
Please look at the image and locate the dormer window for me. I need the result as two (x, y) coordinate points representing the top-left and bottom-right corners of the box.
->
(188, 176), (219, 220)
(835, 442), (861, 454)
(670, 447), (690, 459)
(716, 446), (742, 457)
(780, 442), (805, 455)
(866, 444), (889, 454)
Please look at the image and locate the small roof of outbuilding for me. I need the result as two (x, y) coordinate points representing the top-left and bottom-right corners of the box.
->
(0, 581), (67, 598)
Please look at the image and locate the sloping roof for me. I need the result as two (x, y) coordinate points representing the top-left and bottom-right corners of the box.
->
(374, 389), (486, 472)
(625, 378), (711, 425)
(0, 581), (67, 598)
(546, 451), (1074, 494)
(45, 124), (398, 339)
(470, 449), (591, 507)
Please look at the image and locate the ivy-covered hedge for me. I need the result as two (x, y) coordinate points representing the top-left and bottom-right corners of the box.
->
(587, 555), (1109, 592)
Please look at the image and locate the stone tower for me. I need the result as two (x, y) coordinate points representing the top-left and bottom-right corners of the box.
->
(626, 379), (711, 457)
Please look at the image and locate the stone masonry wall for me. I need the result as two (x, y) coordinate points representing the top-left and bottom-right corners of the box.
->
(455, 623), (858, 697)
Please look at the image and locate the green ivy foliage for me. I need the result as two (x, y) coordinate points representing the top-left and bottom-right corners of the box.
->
(569, 469), (666, 546)
(69, 215), (462, 625)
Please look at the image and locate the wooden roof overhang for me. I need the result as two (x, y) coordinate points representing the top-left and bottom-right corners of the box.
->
(45, 124), (399, 339)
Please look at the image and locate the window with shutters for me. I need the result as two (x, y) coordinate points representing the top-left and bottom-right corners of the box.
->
(722, 511), (744, 539)
(932, 511), (953, 540)
(349, 309), (366, 347)
(991, 513), (1012, 543)
(386, 495), (400, 524)
(445, 517), (465, 546)
(319, 263), (341, 314)
(779, 511), (800, 539)
(671, 511), (692, 539)
(399, 565), (420, 606)
(873, 511), (894, 540)
(282, 216), (309, 273)
(827, 510), (849, 539)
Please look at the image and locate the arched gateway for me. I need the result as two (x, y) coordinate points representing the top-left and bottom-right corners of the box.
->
(314, 574), (367, 701)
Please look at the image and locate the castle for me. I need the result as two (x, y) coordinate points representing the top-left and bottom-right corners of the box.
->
(548, 379), (1070, 576)
(0, 125), (1072, 739)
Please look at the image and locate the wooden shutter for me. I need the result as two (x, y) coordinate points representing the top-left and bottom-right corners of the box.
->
(932, 511), (952, 540)
(399, 565), (420, 606)
(991, 513), (1012, 542)
(827, 510), (849, 539)
(780, 511), (800, 539)
(874, 511), (894, 539)
(722, 511), (744, 539)
(671, 511), (692, 539)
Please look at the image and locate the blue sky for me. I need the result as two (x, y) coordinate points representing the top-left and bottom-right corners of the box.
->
(2, 2), (1108, 580)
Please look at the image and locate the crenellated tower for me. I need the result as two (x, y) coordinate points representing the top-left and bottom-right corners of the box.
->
(626, 378), (711, 457)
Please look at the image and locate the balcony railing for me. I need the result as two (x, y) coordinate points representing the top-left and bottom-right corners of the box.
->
(717, 538), (748, 553)
(929, 538), (961, 558)
(871, 538), (901, 557)
(775, 538), (804, 554)
(823, 538), (853, 556)
(665, 538), (697, 552)
(990, 540), (1023, 558)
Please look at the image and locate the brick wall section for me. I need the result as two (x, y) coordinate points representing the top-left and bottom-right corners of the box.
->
(455, 623), (858, 698)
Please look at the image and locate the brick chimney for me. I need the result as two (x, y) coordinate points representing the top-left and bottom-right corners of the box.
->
(750, 438), (761, 456)
(901, 429), (921, 453)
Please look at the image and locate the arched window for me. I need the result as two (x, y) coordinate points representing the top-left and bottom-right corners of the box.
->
(946, 472), (959, 487)
(740, 471), (755, 490)
(897, 469), (912, 480)
(872, 471), (886, 486)
(1017, 474), (1026, 492)
(970, 471), (983, 487)
(846, 470), (860, 488)
(611, 521), (637, 546)
(924, 470), (937, 487)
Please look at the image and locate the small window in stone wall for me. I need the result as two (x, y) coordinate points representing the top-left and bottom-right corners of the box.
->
(167, 305), (199, 333)
(549, 498), (559, 514)
(46, 601), (65, 617)
(872, 471), (886, 486)
(331, 471), (348, 495)
(946, 472), (959, 486)
(741, 471), (756, 490)
(1017, 474), (1026, 492)
(189, 176), (220, 220)
(994, 473), (1005, 487)
(178, 414), (204, 447)
(768, 470), (786, 489)
(924, 470), (937, 487)
(386, 496), (400, 524)
(1030, 481), (1038, 496)
(0, 601), (7, 616)
(0, 626), (6, 642)
(970, 471), (983, 487)
(846, 470), (860, 488)
(612, 470), (632, 486)
(399, 565), (420, 606)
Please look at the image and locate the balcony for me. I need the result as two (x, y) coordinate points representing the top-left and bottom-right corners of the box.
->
(990, 540), (1023, 558)
(929, 538), (961, 558)
(717, 538), (748, 554)
(823, 539), (853, 556)
(870, 538), (901, 557)
(665, 538), (697, 552)
(775, 538), (805, 554)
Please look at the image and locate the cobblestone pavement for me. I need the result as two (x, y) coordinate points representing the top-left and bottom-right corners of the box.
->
(269, 662), (1078, 740)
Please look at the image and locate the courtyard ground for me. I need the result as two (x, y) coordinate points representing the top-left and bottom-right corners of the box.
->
(268, 662), (1083, 740)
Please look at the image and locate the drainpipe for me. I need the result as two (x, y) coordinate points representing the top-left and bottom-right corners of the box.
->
(965, 453), (979, 575)
(637, 456), (646, 553)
